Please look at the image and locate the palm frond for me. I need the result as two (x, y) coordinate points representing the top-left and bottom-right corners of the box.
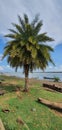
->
(24, 14), (29, 24)
(39, 44), (54, 51)
(31, 14), (39, 27)
(18, 15), (25, 31)
(12, 23), (24, 33)
(37, 33), (54, 42)
(33, 20), (43, 35)
(8, 29), (17, 34)
(5, 34), (16, 39)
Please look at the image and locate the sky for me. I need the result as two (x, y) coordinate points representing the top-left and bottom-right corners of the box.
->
(0, 0), (62, 73)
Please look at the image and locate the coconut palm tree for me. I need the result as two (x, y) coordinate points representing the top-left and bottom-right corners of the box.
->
(3, 14), (54, 91)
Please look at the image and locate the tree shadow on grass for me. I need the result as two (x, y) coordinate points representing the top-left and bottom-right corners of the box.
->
(0, 82), (23, 93)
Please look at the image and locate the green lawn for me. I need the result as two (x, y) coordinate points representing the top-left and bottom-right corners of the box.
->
(0, 75), (62, 130)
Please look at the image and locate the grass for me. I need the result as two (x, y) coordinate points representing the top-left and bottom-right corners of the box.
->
(0, 75), (62, 130)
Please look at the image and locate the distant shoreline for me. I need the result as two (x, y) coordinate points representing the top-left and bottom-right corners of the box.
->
(33, 72), (62, 73)
(0, 71), (62, 74)
(0, 71), (62, 81)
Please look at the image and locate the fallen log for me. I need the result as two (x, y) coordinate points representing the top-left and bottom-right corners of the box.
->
(38, 98), (62, 112)
(43, 83), (62, 93)
(0, 119), (5, 130)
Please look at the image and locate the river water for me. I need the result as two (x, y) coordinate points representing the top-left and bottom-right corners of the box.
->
(5, 72), (62, 81)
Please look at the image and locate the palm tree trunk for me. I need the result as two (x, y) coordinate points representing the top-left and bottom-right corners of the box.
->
(25, 74), (28, 92)
(24, 64), (29, 92)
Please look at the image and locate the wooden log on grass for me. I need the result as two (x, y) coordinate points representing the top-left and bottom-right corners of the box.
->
(43, 83), (62, 92)
(38, 98), (62, 112)
(0, 119), (5, 130)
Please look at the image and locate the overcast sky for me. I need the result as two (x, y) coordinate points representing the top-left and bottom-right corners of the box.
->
(0, 0), (62, 46)
(0, 0), (62, 73)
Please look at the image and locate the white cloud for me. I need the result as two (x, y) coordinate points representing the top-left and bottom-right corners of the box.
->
(0, 0), (62, 47)
(0, 54), (3, 61)
(46, 64), (62, 72)
(58, 65), (62, 71)
(6, 65), (10, 68)
(0, 66), (4, 71)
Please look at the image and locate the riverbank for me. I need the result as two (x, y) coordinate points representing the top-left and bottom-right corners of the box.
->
(0, 71), (62, 81)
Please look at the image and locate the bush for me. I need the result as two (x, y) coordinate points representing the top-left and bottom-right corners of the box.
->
(54, 76), (60, 82)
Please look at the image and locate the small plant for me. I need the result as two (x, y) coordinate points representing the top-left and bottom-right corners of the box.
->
(54, 76), (60, 82)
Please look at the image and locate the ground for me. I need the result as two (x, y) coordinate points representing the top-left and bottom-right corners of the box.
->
(0, 75), (62, 130)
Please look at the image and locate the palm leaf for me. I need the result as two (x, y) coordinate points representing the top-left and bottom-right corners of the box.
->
(18, 15), (25, 31)
(24, 14), (29, 24)
(37, 33), (54, 42)
(12, 23), (24, 33)
(31, 14), (39, 27)
(34, 20), (43, 35)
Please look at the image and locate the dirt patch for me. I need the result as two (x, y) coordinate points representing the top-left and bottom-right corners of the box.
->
(2, 109), (10, 113)
(16, 117), (24, 125)
(0, 90), (5, 96)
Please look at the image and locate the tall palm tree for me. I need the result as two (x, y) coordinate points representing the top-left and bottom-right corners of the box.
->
(3, 14), (54, 91)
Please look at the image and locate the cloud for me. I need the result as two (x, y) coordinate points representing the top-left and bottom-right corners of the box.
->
(0, 66), (4, 71)
(5, 65), (13, 70)
(46, 64), (62, 72)
(6, 65), (10, 68)
(0, 0), (62, 47)
(58, 65), (62, 71)
(0, 54), (3, 61)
